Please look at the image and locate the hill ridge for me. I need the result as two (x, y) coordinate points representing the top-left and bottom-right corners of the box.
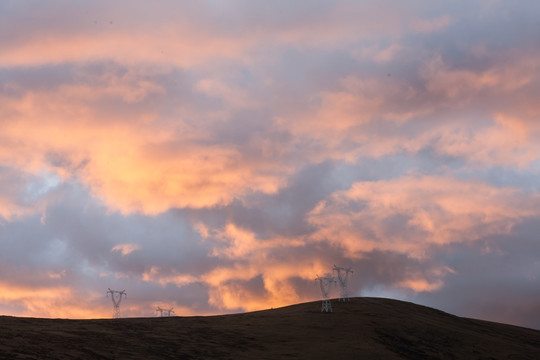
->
(1, 297), (539, 359)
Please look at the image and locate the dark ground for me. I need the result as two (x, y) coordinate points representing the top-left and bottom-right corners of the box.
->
(1, 297), (539, 359)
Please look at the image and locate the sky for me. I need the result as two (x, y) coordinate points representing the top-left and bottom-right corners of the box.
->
(1, 0), (540, 328)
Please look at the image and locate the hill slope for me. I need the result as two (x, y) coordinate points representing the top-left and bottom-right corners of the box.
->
(1, 297), (539, 359)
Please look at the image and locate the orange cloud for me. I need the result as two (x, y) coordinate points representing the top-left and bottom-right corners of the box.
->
(434, 113), (540, 168)
(0, 22), (252, 68)
(200, 230), (327, 311)
(421, 54), (535, 100)
(308, 176), (539, 257)
(204, 266), (311, 312)
(208, 223), (304, 259)
(0, 197), (26, 223)
(111, 243), (141, 256)
(0, 1), (421, 69)
(0, 80), (288, 215)
(141, 267), (197, 287)
(273, 48), (540, 167)
(0, 282), (108, 318)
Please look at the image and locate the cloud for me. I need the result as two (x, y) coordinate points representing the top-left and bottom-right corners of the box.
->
(414, 218), (540, 328)
(0, 166), (59, 223)
(1, 0), (540, 329)
(2, 0), (540, 218)
(111, 243), (141, 256)
(411, 15), (452, 33)
(0, 65), (289, 214)
(308, 176), (540, 256)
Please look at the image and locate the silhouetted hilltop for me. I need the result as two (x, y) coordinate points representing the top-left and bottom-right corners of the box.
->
(1, 297), (539, 359)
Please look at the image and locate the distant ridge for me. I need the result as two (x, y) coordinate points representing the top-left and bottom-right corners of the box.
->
(1, 297), (539, 359)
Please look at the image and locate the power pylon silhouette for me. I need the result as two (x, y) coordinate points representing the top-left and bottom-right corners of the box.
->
(315, 274), (336, 312)
(106, 288), (127, 318)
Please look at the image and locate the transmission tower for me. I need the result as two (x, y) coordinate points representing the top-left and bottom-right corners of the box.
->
(333, 265), (353, 301)
(315, 274), (336, 312)
(156, 306), (174, 317)
(106, 288), (127, 318)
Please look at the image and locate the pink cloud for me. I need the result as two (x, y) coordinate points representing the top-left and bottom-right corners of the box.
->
(202, 260), (322, 312)
(111, 243), (141, 256)
(433, 113), (540, 168)
(420, 54), (536, 99)
(308, 176), (540, 257)
(274, 51), (540, 167)
(0, 80), (289, 215)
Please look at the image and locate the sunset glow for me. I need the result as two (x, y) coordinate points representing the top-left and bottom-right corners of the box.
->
(1, 1), (540, 328)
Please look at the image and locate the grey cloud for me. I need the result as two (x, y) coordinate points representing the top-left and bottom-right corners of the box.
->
(174, 160), (354, 240)
(41, 184), (214, 276)
(0, 181), (226, 315)
(0, 166), (59, 222)
(414, 219), (540, 328)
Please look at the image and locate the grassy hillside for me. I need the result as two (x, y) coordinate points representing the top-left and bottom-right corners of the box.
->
(1, 297), (539, 359)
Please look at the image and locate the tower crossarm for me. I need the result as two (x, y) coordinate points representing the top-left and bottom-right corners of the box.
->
(315, 274), (336, 299)
(333, 265), (353, 301)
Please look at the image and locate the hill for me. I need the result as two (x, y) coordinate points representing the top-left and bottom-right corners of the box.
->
(1, 297), (539, 359)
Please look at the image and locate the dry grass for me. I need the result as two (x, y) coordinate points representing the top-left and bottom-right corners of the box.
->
(1, 297), (539, 359)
